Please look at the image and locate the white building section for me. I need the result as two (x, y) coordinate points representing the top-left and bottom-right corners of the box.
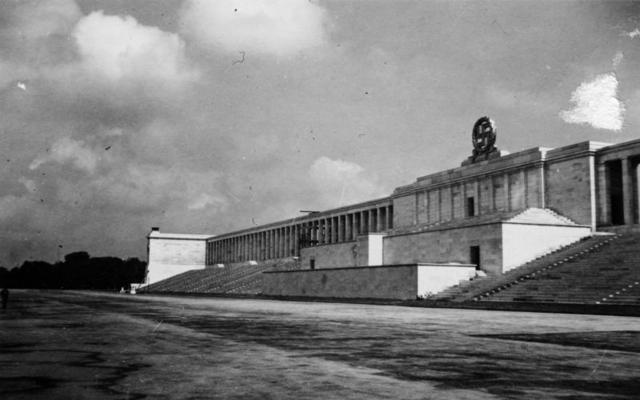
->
(145, 228), (214, 285)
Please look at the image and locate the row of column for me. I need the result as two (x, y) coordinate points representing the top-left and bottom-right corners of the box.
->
(598, 157), (639, 226)
(206, 205), (393, 264)
(415, 167), (539, 225)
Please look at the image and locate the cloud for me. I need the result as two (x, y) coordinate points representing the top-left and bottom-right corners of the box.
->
(559, 73), (625, 131)
(188, 193), (228, 211)
(18, 177), (37, 193)
(30, 137), (99, 174)
(612, 51), (624, 69)
(624, 28), (640, 38)
(308, 157), (382, 206)
(180, 0), (328, 56)
(73, 11), (197, 84)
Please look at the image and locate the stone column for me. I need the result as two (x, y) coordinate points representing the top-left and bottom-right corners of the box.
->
(485, 176), (496, 214)
(346, 214), (352, 240)
(503, 173), (511, 211)
(622, 158), (634, 225)
(521, 169), (528, 209)
(538, 163), (546, 209)
(597, 163), (609, 225)
(293, 224), (299, 256)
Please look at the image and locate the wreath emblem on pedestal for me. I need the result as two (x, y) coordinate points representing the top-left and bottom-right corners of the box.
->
(472, 116), (497, 157)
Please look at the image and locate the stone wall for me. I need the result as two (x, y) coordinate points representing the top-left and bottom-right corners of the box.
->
(417, 265), (476, 297)
(546, 154), (594, 225)
(501, 223), (591, 272)
(299, 241), (359, 269)
(262, 263), (477, 300)
(146, 236), (207, 284)
(383, 224), (503, 274)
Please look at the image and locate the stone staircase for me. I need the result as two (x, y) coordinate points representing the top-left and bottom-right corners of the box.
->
(142, 258), (301, 295)
(432, 234), (616, 302)
(477, 232), (640, 305)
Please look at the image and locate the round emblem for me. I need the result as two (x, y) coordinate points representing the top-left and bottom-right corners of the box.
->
(472, 116), (496, 155)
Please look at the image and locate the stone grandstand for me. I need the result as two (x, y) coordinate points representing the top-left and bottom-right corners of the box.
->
(143, 119), (640, 309)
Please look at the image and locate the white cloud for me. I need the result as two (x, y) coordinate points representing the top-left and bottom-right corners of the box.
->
(188, 193), (228, 211)
(73, 11), (197, 83)
(308, 157), (381, 206)
(612, 51), (624, 69)
(30, 137), (99, 173)
(180, 0), (328, 56)
(624, 28), (640, 38)
(559, 73), (625, 131)
(18, 177), (37, 193)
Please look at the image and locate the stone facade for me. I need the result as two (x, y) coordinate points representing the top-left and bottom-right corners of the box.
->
(146, 135), (640, 293)
(262, 263), (476, 300)
(145, 230), (212, 285)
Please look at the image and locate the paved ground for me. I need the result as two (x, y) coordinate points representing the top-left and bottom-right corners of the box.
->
(1, 290), (639, 399)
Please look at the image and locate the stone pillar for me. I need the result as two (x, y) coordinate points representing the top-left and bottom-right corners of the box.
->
(368, 209), (375, 232)
(503, 173), (510, 212)
(588, 156), (597, 231)
(539, 163), (546, 209)
(521, 169), (528, 209)
(336, 215), (342, 242)
(487, 177), (494, 213)
(597, 163), (609, 225)
(346, 214), (352, 240)
(387, 205), (393, 229)
(622, 158), (634, 225)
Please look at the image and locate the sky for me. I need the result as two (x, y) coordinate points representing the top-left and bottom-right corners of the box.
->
(1, 0), (640, 266)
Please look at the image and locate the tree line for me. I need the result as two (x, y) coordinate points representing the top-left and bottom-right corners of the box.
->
(0, 252), (146, 290)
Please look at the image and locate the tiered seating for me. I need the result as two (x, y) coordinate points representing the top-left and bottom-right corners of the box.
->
(142, 258), (301, 295)
(474, 233), (640, 305)
(433, 234), (613, 302)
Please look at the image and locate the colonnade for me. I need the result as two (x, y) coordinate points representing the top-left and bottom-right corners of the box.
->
(206, 204), (393, 264)
(597, 156), (640, 226)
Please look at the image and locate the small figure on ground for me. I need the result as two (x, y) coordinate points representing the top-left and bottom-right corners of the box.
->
(1, 287), (8, 309)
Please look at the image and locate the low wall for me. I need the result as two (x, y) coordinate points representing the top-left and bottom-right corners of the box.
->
(262, 263), (476, 300)
(501, 224), (591, 272)
(417, 264), (476, 297)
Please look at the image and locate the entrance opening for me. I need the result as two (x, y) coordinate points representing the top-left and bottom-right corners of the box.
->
(607, 160), (624, 225)
(310, 258), (315, 270)
(470, 246), (480, 270)
(466, 197), (475, 217)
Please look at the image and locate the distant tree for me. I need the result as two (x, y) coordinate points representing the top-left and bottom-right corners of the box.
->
(5, 252), (148, 290)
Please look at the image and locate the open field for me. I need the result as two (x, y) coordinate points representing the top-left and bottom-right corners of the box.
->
(1, 290), (639, 399)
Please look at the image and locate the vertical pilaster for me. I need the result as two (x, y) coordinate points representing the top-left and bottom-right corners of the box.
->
(503, 173), (510, 212)
(622, 158), (634, 225)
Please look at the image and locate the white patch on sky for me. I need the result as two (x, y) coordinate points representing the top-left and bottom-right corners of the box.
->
(308, 157), (381, 206)
(559, 73), (625, 131)
(188, 193), (227, 211)
(624, 28), (640, 38)
(29, 137), (99, 174)
(180, 0), (328, 56)
(73, 11), (197, 83)
(18, 177), (37, 193)
(16, 81), (27, 91)
(612, 51), (624, 69)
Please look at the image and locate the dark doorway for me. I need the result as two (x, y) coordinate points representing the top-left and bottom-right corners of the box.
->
(467, 197), (475, 217)
(470, 246), (480, 270)
(310, 258), (315, 270)
(608, 160), (624, 225)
